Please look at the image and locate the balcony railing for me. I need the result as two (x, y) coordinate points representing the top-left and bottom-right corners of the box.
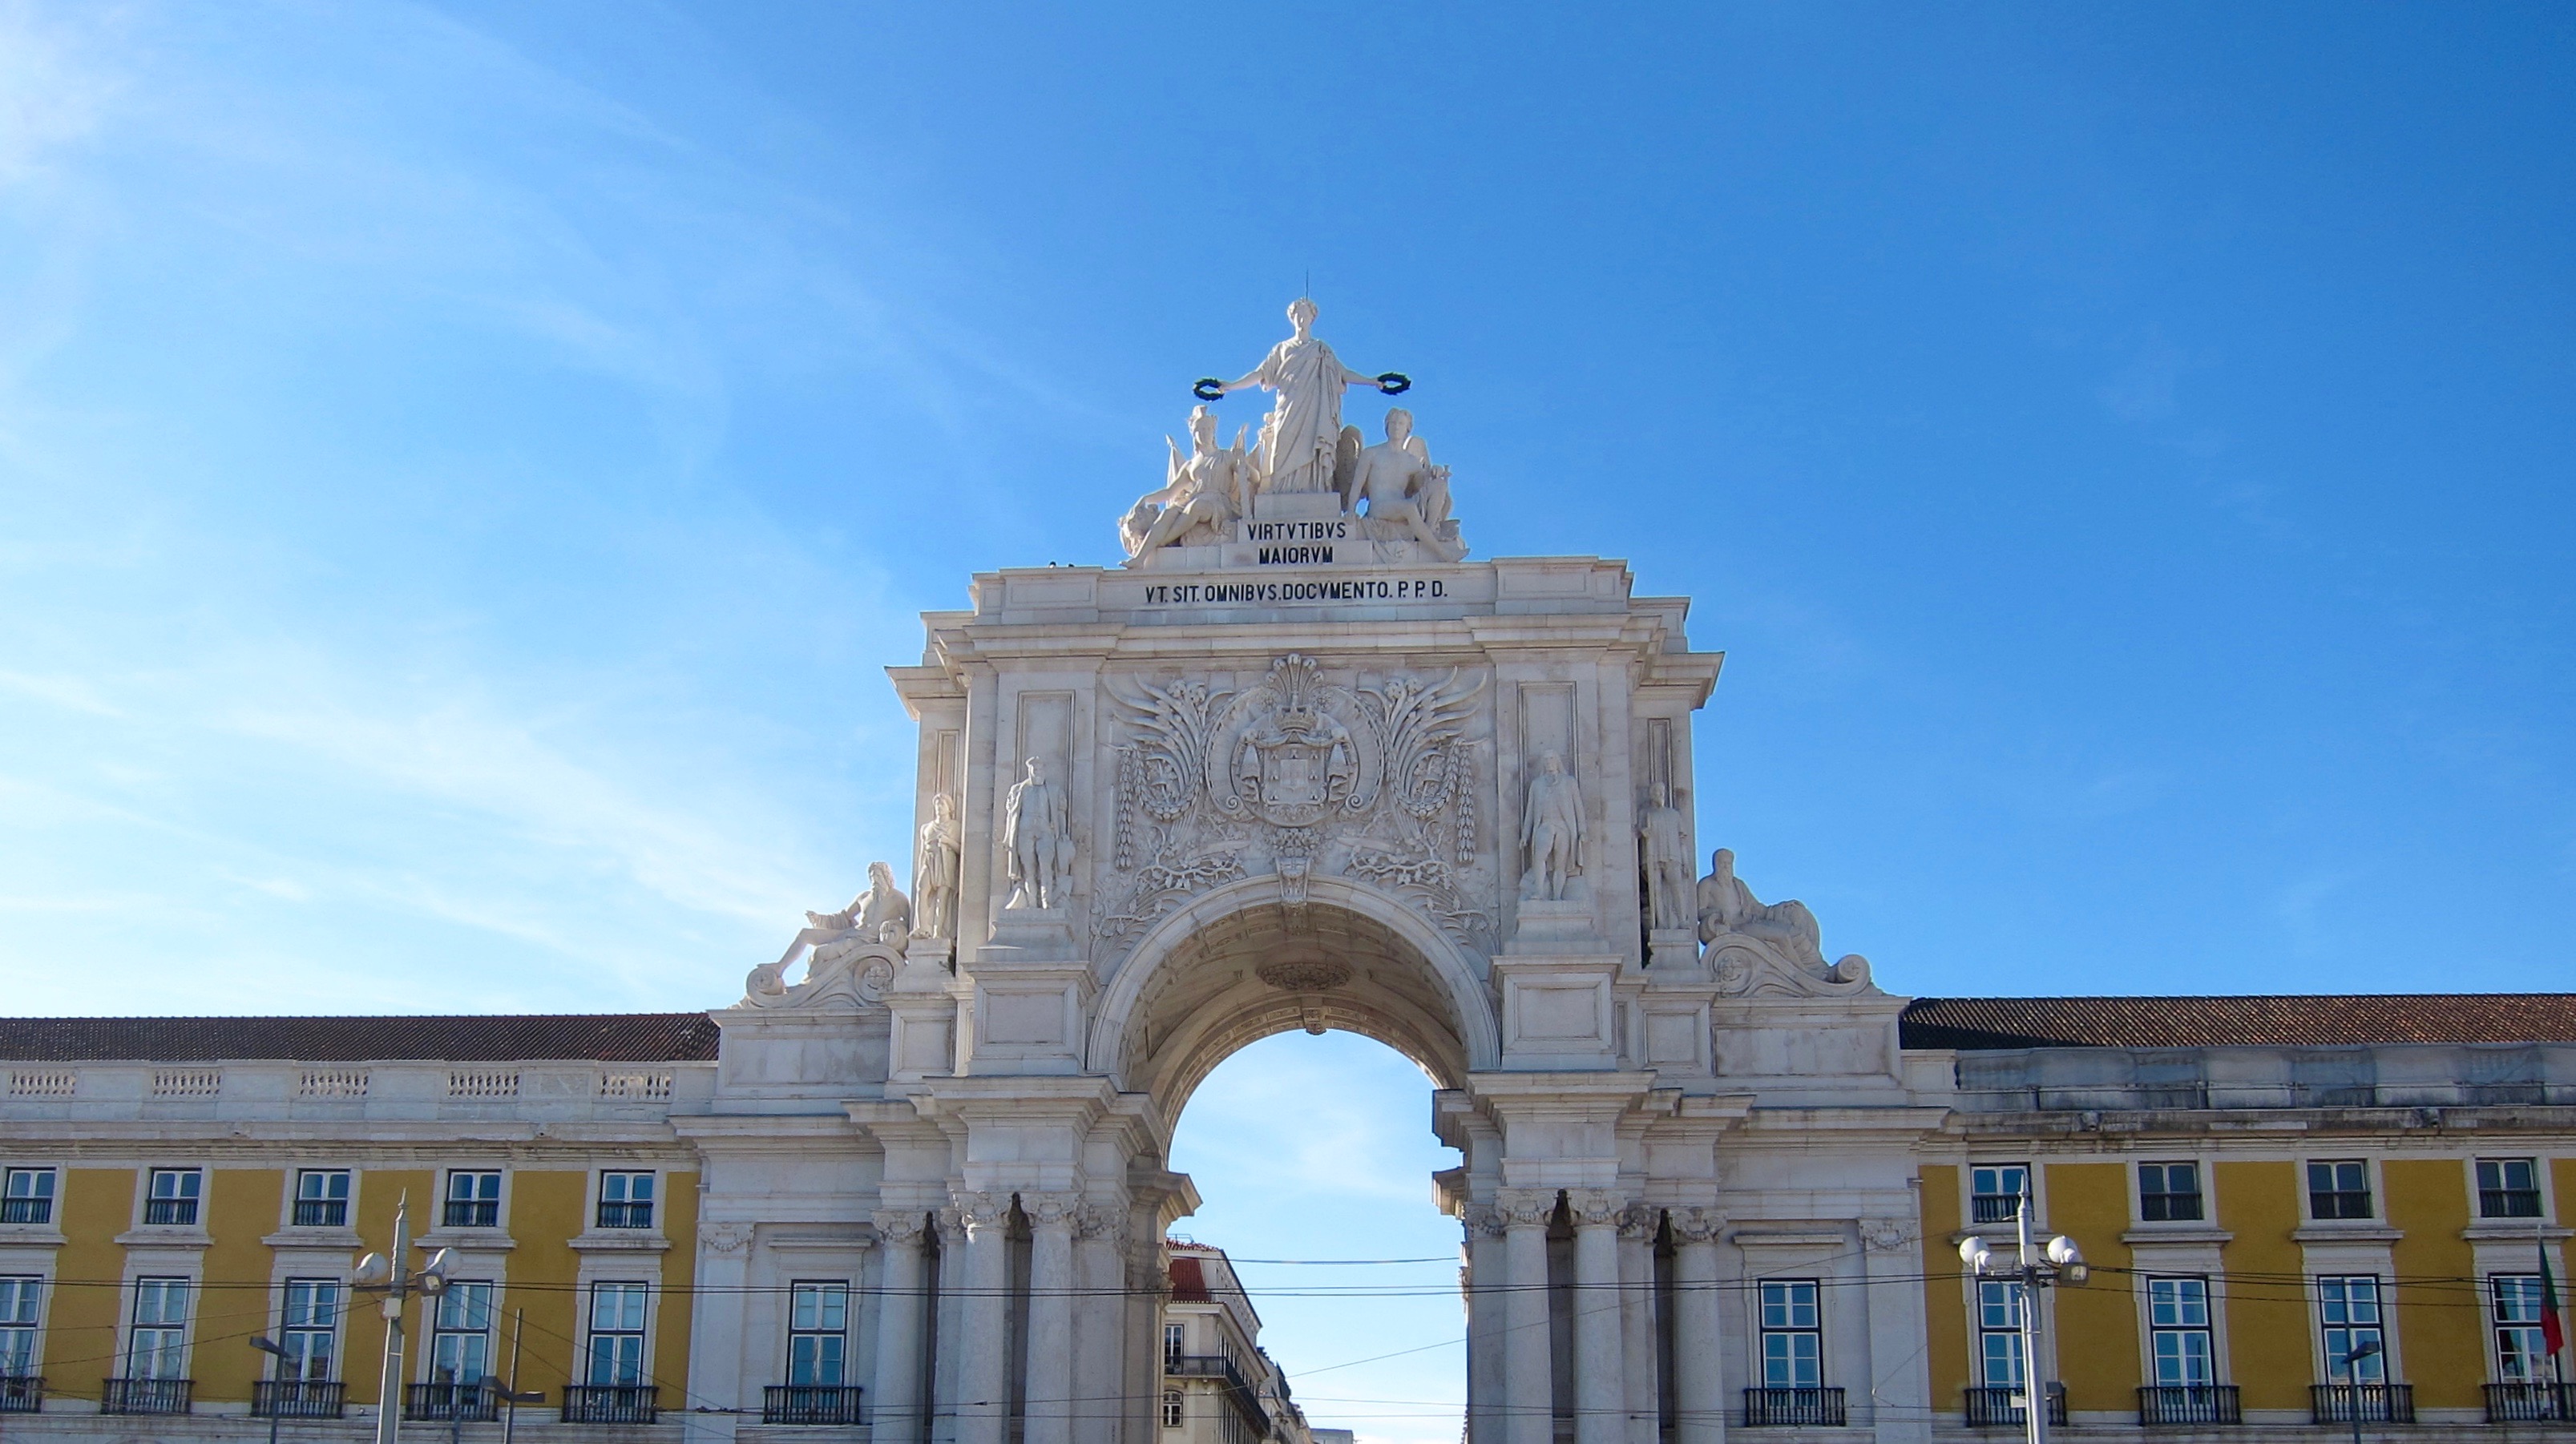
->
(0, 1376), (42, 1413)
(101, 1377), (193, 1414)
(1970, 1196), (2021, 1224)
(2311, 1383), (2411, 1424)
(141, 1199), (198, 1226)
(1964, 1386), (2065, 1427)
(765, 1384), (866, 1424)
(2481, 1188), (2545, 1219)
(1169, 1357), (1272, 1437)
(406, 1381), (499, 1421)
(442, 1198), (500, 1228)
(562, 1383), (660, 1424)
(2138, 1385), (2239, 1426)
(596, 1200), (654, 1230)
(1743, 1388), (1847, 1427)
(253, 1380), (347, 1418)
(2486, 1382), (2576, 1422)
(0, 1199), (50, 1224)
(292, 1198), (347, 1228)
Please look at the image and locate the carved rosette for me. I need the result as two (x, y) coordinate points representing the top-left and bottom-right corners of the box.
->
(1101, 655), (1491, 947)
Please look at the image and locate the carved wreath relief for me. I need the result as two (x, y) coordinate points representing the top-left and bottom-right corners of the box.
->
(1100, 654), (1490, 949)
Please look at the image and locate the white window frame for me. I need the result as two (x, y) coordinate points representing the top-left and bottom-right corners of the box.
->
(583, 1280), (651, 1386)
(441, 1170), (505, 1231)
(2145, 1276), (2217, 1386)
(1975, 1277), (2025, 1389)
(1970, 1163), (2033, 1226)
(277, 1277), (341, 1381)
(785, 1280), (848, 1386)
(126, 1276), (192, 1380)
(2315, 1275), (2386, 1383)
(141, 1168), (203, 1228)
(2475, 1158), (2546, 1221)
(2303, 1158), (2376, 1223)
(291, 1169), (353, 1229)
(427, 1278), (495, 1387)
(0, 1169), (55, 1228)
(596, 1171), (656, 1232)
(0, 1275), (42, 1377)
(1757, 1278), (1823, 1390)
(1161, 1387), (1185, 1428)
(2135, 1160), (2206, 1224)
(2490, 1273), (2553, 1384)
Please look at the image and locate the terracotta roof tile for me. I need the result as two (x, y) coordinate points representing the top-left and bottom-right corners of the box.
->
(1900, 994), (2576, 1051)
(0, 1013), (719, 1063)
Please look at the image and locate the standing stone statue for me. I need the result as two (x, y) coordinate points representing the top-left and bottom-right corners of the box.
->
(914, 793), (962, 938)
(1696, 847), (1825, 965)
(1346, 409), (1465, 560)
(1003, 756), (1072, 910)
(1637, 784), (1693, 931)
(1202, 297), (1401, 496)
(1519, 751), (1584, 901)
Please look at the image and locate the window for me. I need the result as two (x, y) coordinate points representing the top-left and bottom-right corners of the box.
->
(277, 1280), (339, 1381)
(2138, 1162), (2203, 1223)
(1165, 1322), (1185, 1369)
(786, 1281), (846, 1386)
(596, 1172), (655, 1230)
(2316, 1277), (2385, 1381)
(1, 1170), (54, 1226)
(2307, 1160), (2372, 1220)
(143, 1169), (201, 1227)
(2478, 1160), (2544, 1220)
(2493, 1275), (2552, 1383)
(1758, 1280), (1823, 1388)
(127, 1278), (190, 1378)
(0, 1277), (38, 1377)
(442, 1172), (501, 1229)
(1162, 1389), (1185, 1428)
(1976, 1279), (2026, 1388)
(1972, 1164), (2030, 1224)
(430, 1281), (494, 1386)
(2146, 1277), (2215, 1386)
(293, 1170), (349, 1228)
(586, 1282), (648, 1386)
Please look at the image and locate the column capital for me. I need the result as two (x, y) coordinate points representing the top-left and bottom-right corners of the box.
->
(1668, 1206), (1723, 1244)
(1616, 1204), (1660, 1240)
(1023, 1191), (1081, 1231)
(1462, 1203), (1510, 1240)
(873, 1210), (931, 1246)
(1567, 1189), (1623, 1228)
(1494, 1187), (1558, 1226)
(1075, 1201), (1126, 1243)
(955, 1190), (1014, 1237)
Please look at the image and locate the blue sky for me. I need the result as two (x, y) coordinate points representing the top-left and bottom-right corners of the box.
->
(2, 3), (2570, 1438)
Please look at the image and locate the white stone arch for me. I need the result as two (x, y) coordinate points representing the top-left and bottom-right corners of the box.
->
(1085, 873), (1501, 1123)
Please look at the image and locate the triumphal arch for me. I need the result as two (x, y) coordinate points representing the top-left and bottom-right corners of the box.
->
(692, 301), (1946, 1444)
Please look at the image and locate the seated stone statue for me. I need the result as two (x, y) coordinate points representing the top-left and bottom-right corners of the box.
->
(1124, 405), (1252, 558)
(769, 861), (911, 971)
(1695, 847), (1824, 966)
(1344, 409), (1464, 561)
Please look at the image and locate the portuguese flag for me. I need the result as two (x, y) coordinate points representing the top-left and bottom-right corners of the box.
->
(2546, 1237), (2566, 1358)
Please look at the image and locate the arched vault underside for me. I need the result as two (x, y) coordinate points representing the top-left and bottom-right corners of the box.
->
(1089, 878), (1498, 1138)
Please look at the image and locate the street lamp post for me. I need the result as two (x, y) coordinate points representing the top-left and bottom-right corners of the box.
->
(248, 1335), (288, 1444)
(1960, 1186), (2089, 1444)
(2338, 1339), (2384, 1444)
(353, 1196), (454, 1444)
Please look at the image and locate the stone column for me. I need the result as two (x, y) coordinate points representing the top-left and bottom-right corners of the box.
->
(1570, 1192), (1625, 1444)
(955, 1192), (1014, 1444)
(872, 1212), (931, 1444)
(1499, 1189), (1557, 1444)
(1859, 1218), (1931, 1444)
(1670, 1208), (1724, 1444)
(1071, 1204), (1126, 1444)
(1618, 1208), (1659, 1444)
(685, 1222), (753, 1444)
(1463, 1205), (1508, 1444)
(1024, 1194), (1080, 1444)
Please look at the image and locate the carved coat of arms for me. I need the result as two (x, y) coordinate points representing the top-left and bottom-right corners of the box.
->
(1102, 654), (1487, 948)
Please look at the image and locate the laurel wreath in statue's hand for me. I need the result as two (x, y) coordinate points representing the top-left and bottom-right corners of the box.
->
(1376, 372), (1411, 395)
(1192, 377), (1225, 401)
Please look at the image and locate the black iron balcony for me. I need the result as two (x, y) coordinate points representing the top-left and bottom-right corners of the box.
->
(2485, 1382), (2576, 1422)
(1743, 1388), (1847, 1427)
(406, 1381), (499, 1421)
(1169, 1357), (1272, 1437)
(2138, 1385), (2239, 1426)
(2311, 1383), (2411, 1424)
(253, 1380), (346, 1418)
(141, 1198), (198, 1226)
(2481, 1188), (2545, 1219)
(1970, 1195), (2021, 1224)
(101, 1377), (192, 1414)
(561, 1383), (660, 1424)
(1964, 1385), (2065, 1427)
(292, 1198), (347, 1228)
(0, 1199), (50, 1224)
(765, 1384), (866, 1424)
(0, 1376), (41, 1413)
(442, 1198), (500, 1228)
